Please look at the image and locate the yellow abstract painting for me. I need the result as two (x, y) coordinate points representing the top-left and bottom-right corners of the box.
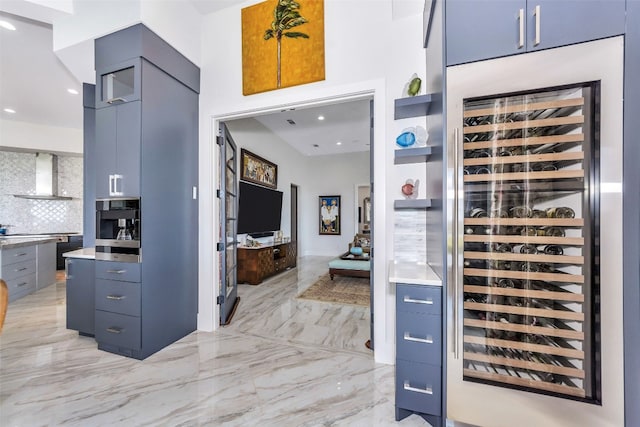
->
(242, 0), (325, 95)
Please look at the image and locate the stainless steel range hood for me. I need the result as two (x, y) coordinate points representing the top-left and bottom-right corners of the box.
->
(13, 153), (73, 200)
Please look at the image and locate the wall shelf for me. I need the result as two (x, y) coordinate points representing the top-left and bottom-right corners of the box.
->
(394, 94), (433, 119)
(394, 199), (432, 210)
(394, 146), (432, 164)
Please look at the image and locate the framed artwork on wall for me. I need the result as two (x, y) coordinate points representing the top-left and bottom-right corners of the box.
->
(319, 195), (340, 235)
(240, 149), (278, 189)
(241, 0), (325, 95)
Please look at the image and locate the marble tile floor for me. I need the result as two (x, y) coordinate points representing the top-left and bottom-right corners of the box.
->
(0, 256), (432, 426)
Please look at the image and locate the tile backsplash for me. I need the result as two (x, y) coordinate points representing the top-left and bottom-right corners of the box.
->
(394, 209), (427, 263)
(0, 151), (83, 234)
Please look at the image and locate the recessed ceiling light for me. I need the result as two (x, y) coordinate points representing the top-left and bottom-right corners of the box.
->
(67, 88), (79, 95)
(313, 144), (319, 148)
(0, 21), (16, 31)
(336, 141), (342, 146)
(317, 115), (325, 121)
(4, 108), (16, 114)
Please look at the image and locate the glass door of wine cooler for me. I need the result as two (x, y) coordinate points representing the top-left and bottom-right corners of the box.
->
(446, 38), (624, 427)
(461, 84), (597, 400)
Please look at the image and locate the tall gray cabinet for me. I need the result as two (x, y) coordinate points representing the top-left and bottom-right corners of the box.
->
(93, 24), (199, 359)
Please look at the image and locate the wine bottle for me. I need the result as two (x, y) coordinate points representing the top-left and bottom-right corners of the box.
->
(543, 245), (564, 255)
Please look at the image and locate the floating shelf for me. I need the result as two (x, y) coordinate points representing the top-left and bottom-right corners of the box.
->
(394, 146), (432, 164)
(394, 94), (434, 119)
(394, 199), (432, 210)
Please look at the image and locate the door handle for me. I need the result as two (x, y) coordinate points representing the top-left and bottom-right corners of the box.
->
(518, 8), (525, 49)
(452, 128), (461, 359)
(534, 5), (541, 46)
(106, 97), (127, 104)
(112, 174), (124, 196)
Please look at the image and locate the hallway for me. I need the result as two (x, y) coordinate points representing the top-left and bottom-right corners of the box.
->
(0, 256), (430, 426)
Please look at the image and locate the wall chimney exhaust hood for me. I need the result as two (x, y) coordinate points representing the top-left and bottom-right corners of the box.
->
(13, 153), (73, 200)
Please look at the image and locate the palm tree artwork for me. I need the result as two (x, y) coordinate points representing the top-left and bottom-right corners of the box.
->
(263, 0), (309, 89)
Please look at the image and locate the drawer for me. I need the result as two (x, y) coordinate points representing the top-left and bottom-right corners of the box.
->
(6, 273), (37, 302)
(396, 311), (442, 365)
(2, 245), (37, 266)
(95, 261), (141, 282)
(396, 284), (441, 315)
(396, 360), (441, 416)
(95, 278), (141, 316)
(95, 310), (141, 350)
(2, 258), (37, 281)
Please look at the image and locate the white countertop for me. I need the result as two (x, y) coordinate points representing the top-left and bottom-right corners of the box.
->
(62, 248), (95, 259)
(388, 260), (442, 286)
(0, 236), (58, 249)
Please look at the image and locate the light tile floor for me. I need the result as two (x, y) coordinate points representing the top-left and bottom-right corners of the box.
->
(0, 256), (431, 426)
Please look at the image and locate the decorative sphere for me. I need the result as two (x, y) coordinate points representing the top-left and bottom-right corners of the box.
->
(350, 246), (363, 256)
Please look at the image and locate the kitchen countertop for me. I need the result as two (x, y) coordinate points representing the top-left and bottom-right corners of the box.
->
(62, 248), (95, 259)
(388, 260), (442, 286)
(0, 236), (59, 249)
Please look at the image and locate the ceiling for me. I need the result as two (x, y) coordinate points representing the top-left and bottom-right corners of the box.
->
(0, 4), (370, 156)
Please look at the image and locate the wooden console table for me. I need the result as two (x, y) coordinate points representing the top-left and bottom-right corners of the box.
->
(237, 241), (296, 285)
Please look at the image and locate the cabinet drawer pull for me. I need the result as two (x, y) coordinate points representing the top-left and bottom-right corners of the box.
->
(17, 282), (28, 287)
(14, 252), (28, 257)
(106, 295), (125, 300)
(106, 269), (126, 274)
(403, 296), (433, 305)
(518, 8), (524, 49)
(106, 327), (123, 334)
(404, 381), (433, 395)
(533, 5), (541, 46)
(403, 332), (433, 344)
(15, 267), (28, 272)
(106, 97), (127, 104)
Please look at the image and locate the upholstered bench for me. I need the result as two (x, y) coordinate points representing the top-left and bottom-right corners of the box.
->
(328, 258), (371, 280)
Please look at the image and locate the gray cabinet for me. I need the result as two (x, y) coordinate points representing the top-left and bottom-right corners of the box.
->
(95, 101), (141, 198)
(65, 258), (95, 336)
(92, 24), (199, 360)
(446, 0), (625, 65)
(395, 284), (443, 426)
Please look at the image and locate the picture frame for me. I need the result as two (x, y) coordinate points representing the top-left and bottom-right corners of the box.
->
(319, 195), (340, 235)
(240, 149), (278, 189)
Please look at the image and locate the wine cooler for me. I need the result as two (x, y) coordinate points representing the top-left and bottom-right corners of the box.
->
(461, 83), (597, 399)
(446, 38), (624, 427)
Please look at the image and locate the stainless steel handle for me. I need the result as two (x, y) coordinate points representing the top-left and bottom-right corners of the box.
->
(453, 128), (460, 359)
(14, 252), (27, 257)
(17, 282), (28, 287)
(403, 296), (433, 305)
(106, 295), (125, 300)
(16, 267), (28, 272)
(403, 332), (433, 344)
(106, 269), (126, 274)
(518, 8), (525, 48)
(109, 175), (115, 195)
(106, 327), (123, 334)
(106, 97), (126, 104)
(112, 174), (123, 196)
(404, 381), (433, 395)
(534, 5), (541, 46)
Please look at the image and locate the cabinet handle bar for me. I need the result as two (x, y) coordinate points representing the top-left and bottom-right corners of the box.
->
(106, 269), (126, 274)
(404, 381), (433, 395)
(403, 296), (433, 305)
(106, 295), (125, 300)
(403, 332), (434, 344)
(534, 5), (541, 46)
(518, 9), (524, 48)
(106, 97), (126, 104)
(106, 327), (123, 334)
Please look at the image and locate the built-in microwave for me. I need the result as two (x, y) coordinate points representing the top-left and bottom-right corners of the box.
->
(95, 198), (141, 262)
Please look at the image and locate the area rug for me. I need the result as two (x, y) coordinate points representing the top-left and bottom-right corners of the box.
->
(297, 273), (370, 307)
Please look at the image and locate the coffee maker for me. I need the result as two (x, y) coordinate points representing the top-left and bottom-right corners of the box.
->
(95, 198), (141, 262)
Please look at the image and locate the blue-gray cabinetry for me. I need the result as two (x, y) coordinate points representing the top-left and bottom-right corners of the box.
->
(395, 284), (443, 426)
(65, 258), (95, 336)
(92, 24), (199, 360)
(445, 0), (626, 65)
(95, 100), (141, 198)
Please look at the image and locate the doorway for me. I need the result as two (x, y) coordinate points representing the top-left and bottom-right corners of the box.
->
(290, 183), (299, 265)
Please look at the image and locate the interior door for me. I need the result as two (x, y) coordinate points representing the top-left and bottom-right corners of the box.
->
(218, 123), (239, 325)
(445, 37), (624, 427)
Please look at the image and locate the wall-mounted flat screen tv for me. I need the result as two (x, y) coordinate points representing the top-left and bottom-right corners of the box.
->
(237, 181), (283, 235)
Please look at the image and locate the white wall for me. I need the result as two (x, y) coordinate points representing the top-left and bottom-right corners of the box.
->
(199, 0), (426, 364)
(0, 119), (83, 154)
(225, 117), (370, 257)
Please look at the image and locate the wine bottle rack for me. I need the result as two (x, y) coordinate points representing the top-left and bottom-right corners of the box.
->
(460, 84), (599, 401)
